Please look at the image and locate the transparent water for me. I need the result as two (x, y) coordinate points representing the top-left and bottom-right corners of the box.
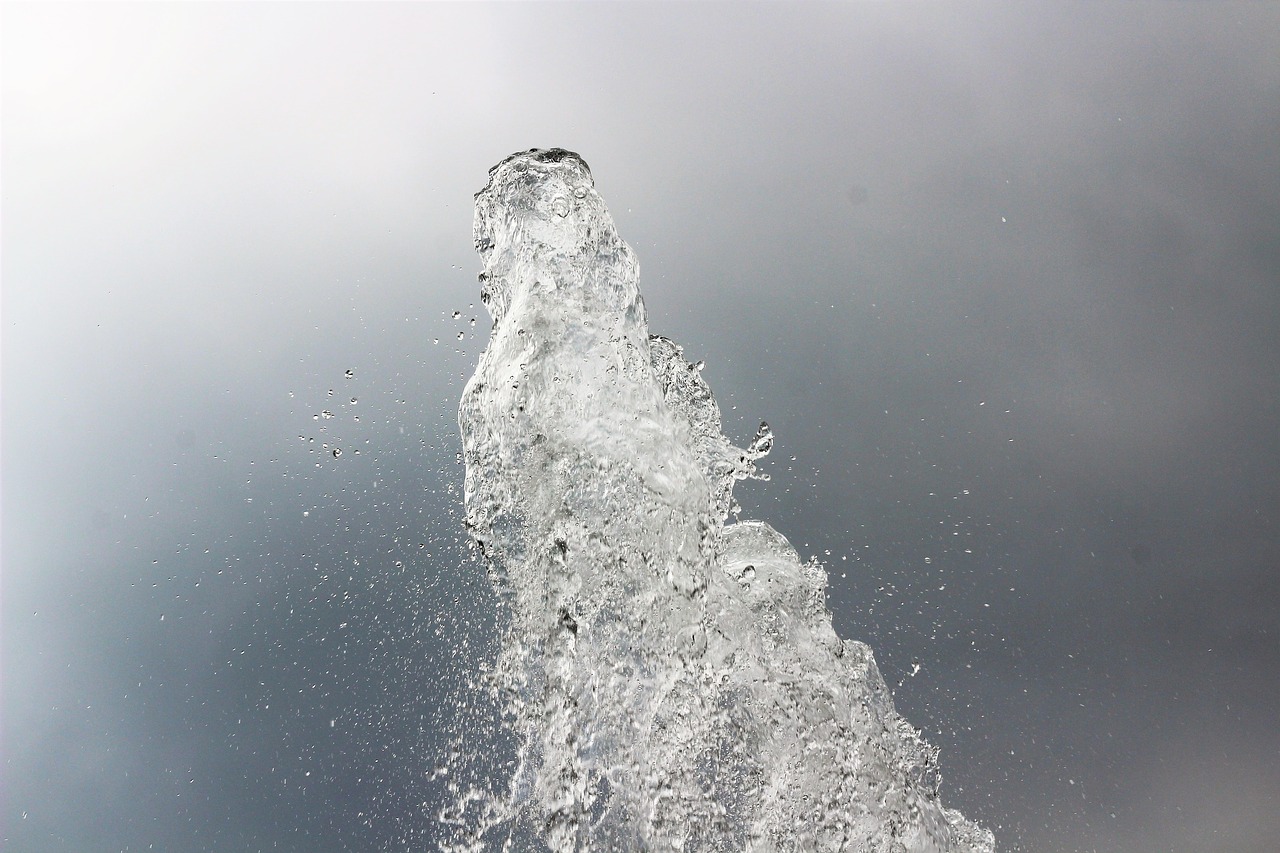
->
(450, 148), (993, 852)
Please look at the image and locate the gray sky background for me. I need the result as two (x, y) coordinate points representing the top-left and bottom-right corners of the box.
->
(4, 3), (1278, 852)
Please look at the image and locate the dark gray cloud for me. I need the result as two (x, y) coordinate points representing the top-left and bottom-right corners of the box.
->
(4, 3), (1278, 852)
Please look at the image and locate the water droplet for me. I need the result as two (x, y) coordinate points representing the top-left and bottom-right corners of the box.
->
(749, 421), (774, 457)
(551, 197), (569, 218)
(321, 410), (334, 419)
(332, 448), (342, 458)
(452, 310), (461, 319)
(345, 369), (354, 379)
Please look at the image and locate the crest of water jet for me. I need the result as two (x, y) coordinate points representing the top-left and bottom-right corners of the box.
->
(447, 148), (994, 852)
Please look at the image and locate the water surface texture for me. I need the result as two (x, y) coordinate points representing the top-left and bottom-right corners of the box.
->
(455, 148), (993, 852)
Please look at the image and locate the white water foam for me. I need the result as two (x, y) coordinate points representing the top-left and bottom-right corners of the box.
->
(450, 148), (993, 852)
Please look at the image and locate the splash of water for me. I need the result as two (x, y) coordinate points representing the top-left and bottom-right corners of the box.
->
(451, 148), (993, 852)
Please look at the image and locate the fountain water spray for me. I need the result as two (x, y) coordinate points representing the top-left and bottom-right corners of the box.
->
(452, 148), (993, 853)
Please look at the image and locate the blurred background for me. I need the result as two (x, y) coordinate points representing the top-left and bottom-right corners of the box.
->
(4, 3), (1278, 851)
